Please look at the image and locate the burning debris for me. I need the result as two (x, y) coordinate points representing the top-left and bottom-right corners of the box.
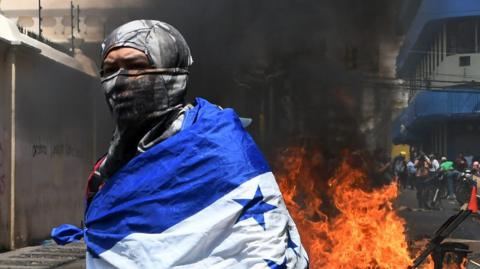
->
(275, 146), (472, 269)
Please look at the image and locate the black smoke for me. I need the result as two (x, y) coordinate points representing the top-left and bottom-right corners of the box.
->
(93, 0), (402, 161)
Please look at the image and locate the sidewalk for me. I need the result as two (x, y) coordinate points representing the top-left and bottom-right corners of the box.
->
(0, 241), (85, 269)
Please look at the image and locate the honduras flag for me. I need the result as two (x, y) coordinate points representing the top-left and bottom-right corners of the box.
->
(52, 98), (309, 269)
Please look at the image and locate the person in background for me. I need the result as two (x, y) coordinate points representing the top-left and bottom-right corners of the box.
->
(473, 161), (480, 175)
(472, 161), (480, 187)
(393, 151), (408, 189)
(406, 158), (416, 189)
(414, 152), (431, 209)
(455, 152), (468, 171)
(464, 152), (474, 168)
(440, 156), (457, 200)
(372, 148), (392, 186)
(429, 154), (440, 174)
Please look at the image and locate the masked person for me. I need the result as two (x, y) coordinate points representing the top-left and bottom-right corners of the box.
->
(51, 20), (309, 269)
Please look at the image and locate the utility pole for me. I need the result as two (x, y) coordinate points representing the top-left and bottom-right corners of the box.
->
(77, 5), (80, 33)
(70, 1), (74, 54)
(38, 0), (43, 40)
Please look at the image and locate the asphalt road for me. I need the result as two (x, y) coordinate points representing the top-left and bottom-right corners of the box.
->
(0, 242), (85, 269)
(395, 188), (480, 241)
(47, 188), (480, 269)
(1, 188), (479, 269)
(395, 187), (480, 268)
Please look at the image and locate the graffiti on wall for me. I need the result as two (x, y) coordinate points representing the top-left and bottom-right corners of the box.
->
(0, 141), (85, 195)
(32, 144), (48, 157)
(32, 143), (83, 158)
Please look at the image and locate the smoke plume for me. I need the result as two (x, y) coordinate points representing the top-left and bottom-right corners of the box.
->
(95, 0), (402, 163)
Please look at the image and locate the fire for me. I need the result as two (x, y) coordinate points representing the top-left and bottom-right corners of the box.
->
(276, 147), (412, 268)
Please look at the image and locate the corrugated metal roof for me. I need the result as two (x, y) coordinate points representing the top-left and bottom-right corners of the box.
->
(392, 88), (480, 144)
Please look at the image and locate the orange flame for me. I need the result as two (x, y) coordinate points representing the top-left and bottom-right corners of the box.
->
(275, 147), (464, 269)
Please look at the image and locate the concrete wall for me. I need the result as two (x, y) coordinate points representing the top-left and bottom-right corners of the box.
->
(406, 23), (480, 90)
(13, 49), (92, 248)
(0, 35), (112, 249)
(0, 42), (13, 251)
(433, 53), (480, 86)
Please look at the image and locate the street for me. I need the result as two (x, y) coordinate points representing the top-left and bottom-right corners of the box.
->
(395, 188), (480, 241)
(396, 187), (480, 267)
(0, 242), (85, 269)
(0, 187), (478, 268)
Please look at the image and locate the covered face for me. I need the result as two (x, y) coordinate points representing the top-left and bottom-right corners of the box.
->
(100, 20), (193, 126)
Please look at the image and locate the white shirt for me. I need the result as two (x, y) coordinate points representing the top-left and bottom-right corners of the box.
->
(430, 159), (440, 172)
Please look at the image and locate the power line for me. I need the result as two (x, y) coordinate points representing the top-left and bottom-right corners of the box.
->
(362, 80), (480, 92)
(432, 72), (480, 80)
(365, 73), (480, 84)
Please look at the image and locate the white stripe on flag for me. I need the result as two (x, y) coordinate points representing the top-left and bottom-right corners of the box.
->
(88, 172), (308, 269)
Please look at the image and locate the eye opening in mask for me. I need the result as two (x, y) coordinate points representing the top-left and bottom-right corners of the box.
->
(100, 68), (189, 83)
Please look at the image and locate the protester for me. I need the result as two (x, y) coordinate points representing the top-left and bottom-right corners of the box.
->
(455, 152), (468, 171)
(392, 151), (408, 189)
(414, 152), (431, 209)
(440, 157), (458, 200)
(473, 161), (480, 187)
(406, 158), (416, 189)
(429, 154), (440, 173)
(464, 152), (474, 168)
(472, 161), (480, 175)
(51, 20), (308, 268)
(372, 148), (392, 186)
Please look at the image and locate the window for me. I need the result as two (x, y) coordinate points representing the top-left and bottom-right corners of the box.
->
(459, 56), (471, 66)
(423, 59), (426, 79)
(421, 59), (424, 80)
(447, 18), (476, 55)
(429, 50), (432, 76)
(477, 19), (479, 52)
(440, 28), (444, 61)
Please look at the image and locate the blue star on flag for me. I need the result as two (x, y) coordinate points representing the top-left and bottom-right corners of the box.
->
(233, 186), (276, 230)
(287, 229), (299, 256)
(265, 257), (287, 269)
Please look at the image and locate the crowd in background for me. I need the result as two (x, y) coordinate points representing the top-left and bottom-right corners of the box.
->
(376, 150), (479, 209)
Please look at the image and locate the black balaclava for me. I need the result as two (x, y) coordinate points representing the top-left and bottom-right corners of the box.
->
(99, 20), (193, 178)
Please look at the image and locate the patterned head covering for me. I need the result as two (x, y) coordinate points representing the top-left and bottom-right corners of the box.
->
(101, 20), (193, 69)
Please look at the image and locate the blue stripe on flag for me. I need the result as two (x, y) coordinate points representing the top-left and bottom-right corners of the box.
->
(85, 98), (270, 256)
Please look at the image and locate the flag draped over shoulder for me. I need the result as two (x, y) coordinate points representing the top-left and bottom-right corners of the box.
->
(52, 98), (309, 269)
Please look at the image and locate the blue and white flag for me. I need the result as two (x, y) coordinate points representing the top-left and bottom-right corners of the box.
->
(52, 98), (309, 269)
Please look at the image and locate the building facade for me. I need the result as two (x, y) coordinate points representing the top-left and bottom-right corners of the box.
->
(393, 0), (480, 159)
(0, 0), (148, 67)
(0, 13), (111, 250)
